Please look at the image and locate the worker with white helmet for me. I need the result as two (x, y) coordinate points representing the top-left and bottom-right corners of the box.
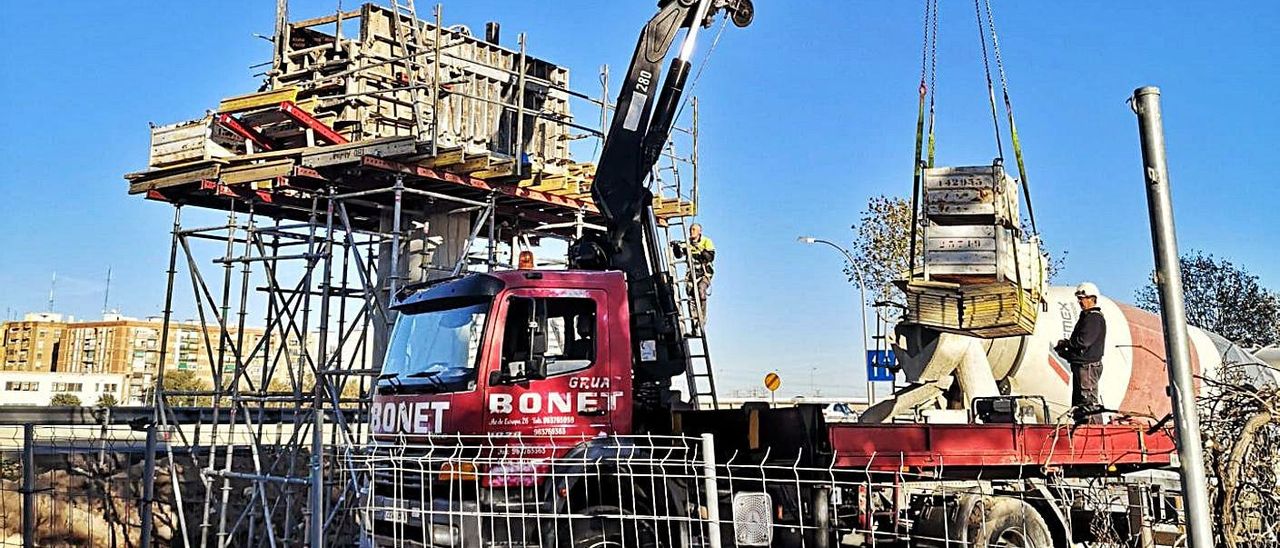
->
(1054, 282), (1107, 424)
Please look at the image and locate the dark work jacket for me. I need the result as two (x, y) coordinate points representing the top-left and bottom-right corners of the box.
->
(1060, 307), (1107, 365)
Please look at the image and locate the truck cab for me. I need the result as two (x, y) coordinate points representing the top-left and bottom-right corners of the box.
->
(371, 270), (634, 450)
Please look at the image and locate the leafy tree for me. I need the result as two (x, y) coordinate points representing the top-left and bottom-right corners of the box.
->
(50, 393), (81, 407)
(95, 393), (118, 408)
(850, 196), (920, 304)
(849, 195), (1065, 304)
(161, 369), (213, 406)
(1136, 251), (1280, 346)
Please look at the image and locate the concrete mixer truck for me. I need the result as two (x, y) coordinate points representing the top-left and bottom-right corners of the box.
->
(864, 285), (1279, 425)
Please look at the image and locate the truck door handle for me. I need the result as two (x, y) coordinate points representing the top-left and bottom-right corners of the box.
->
(578, 409), (606, 417)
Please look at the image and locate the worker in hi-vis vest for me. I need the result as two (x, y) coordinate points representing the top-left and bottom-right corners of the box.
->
(671, 223), (715, 327)
(1054, 282), (1107, 425)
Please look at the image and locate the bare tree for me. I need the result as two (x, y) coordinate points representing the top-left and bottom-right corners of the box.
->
(1136, 250), (1280, 346)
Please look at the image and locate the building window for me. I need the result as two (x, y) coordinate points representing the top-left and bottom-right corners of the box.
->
(5, 382), (39, 392)
(52, 382), (84, 392)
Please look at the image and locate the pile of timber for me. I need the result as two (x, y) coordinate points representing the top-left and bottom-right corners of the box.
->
(902, 164), (1044, 338)
(897, 279), (1039, 338)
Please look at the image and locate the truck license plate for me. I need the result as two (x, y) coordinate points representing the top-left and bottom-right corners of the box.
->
(384, 509), (408, 524)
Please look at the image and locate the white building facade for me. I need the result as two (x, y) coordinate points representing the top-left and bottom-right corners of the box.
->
(0, 371), (127, 406)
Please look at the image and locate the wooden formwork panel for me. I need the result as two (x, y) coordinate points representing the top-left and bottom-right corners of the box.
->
(148, 116), (238, 168)
(273, 3), (574, 167)
(923, 165), (1019, 223)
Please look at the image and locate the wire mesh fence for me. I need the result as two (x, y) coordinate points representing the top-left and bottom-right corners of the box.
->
(0, 419), (357, 547)
(3, 418), (1275, 547)
(0, 424), (163, 547)
(340, 433), (1192, 548)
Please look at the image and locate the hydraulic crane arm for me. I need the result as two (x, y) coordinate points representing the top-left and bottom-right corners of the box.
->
(570, 0), (752, 410)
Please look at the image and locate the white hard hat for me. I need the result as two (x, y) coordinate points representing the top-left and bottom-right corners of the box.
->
(1074, 282), (1100, 298)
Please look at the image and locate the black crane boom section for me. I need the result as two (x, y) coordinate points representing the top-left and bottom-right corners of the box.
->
(570, 0), (752, 410)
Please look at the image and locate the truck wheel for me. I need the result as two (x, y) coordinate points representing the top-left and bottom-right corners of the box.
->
(557, 505), (661, 548)
(964, 496), (1052, 548)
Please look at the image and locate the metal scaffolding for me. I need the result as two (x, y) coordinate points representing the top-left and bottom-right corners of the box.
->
(123, 3), (708, 544)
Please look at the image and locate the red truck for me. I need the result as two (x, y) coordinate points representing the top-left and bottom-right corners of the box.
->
(358, 1), (1184, 546)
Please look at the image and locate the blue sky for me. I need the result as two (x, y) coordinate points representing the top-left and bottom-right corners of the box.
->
(1, 2), (1276, 397)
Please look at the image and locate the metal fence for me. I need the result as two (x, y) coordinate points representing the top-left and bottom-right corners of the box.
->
(8, 423), (1276, 547)
(341, 433), (1190, 548)
(0, 423), (165, 547)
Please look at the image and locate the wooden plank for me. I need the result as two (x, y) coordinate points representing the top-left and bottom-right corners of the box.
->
(424, 149), (467, 168)
(537, 163), (569, 178)
(455, 155), (503, 175)
(653, 197), (696, 218)
(927, 237), (997, 252)
(923, 165), (1005, 190)
(128, 164), (222, 194)
(925, 250), (998, 264)
(359, 155), (599, 213)
(221, 160), (296, 186)
(219, 88), (300, 114)
(901, 280), (1038, 338)
(528, 176), (573, 193)
(471, 164), (517, 179)
(291, 9), (362, 29)
(126, 157), (228, 181)
(544, 181), (583, 196)
(926, 224), (998, 238)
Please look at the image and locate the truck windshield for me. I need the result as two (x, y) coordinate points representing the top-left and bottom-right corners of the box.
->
(380, 301), (489, 393)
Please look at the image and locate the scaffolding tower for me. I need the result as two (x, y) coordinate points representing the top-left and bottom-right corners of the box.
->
(123, 2), (709, 544)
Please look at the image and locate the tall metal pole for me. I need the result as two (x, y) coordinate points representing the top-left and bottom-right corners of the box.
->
(139, 420), (157, 548)
(310, 186), (338, 548)
(22, 424), (34, 548)
(1131, 85), (1213, 548)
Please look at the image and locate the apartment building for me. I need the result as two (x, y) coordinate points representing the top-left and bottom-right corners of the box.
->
(2, 313), (70, 372)
(1, 312), (374, 405)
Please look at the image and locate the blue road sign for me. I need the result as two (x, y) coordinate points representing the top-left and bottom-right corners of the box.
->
(866, 350), (896, 382)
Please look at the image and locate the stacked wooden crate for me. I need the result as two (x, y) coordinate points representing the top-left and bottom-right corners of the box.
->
(902, 164), (1044, 338)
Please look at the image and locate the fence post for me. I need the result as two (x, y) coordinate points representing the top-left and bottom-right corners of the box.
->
(700, 433), (722, 548)
(22, 424), (35, 548)
(814, 487), (831, 548)
(141, 420), (158, 547)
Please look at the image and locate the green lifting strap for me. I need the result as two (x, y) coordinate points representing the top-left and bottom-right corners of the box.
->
(908, 84), (927, 280)
(908, 0), (937, 280)
(980, 0), (1044, 281)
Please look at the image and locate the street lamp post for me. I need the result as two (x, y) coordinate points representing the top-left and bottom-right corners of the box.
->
(798, 236), (874, 405)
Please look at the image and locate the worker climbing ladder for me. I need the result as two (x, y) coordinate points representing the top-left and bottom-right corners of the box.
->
(664, 213), (719, 409)
(653, 100), (719, 409)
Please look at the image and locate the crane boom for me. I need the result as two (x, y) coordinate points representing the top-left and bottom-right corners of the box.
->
(570, 0), (751, 410)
